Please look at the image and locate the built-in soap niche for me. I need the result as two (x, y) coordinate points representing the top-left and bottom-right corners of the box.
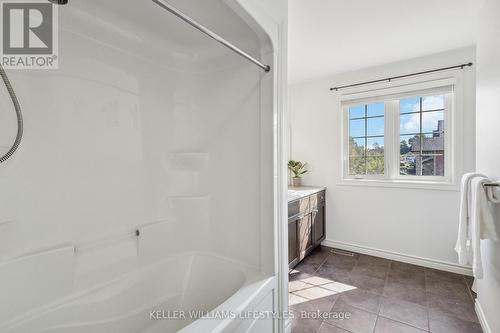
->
(162, 152), (209, 172)
(161, 152), (210, 196)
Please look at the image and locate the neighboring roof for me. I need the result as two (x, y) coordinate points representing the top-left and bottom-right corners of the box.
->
(411, 137), (444, 152)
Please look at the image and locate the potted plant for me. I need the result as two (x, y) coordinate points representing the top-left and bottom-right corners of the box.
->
(288, 160), (308, 187)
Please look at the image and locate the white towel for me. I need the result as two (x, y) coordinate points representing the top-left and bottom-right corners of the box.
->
(455, 173), (485, 266)
(486, 185), (500, 204)
(455, 173), (498, 279)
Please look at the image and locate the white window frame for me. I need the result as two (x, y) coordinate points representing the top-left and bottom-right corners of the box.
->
(339, 72), (464, 191)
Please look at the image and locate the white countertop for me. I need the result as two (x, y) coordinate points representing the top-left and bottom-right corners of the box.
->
(288, 186), (326, 202)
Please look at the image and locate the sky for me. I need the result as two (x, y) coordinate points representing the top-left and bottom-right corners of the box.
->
(349, 96), (445, 149)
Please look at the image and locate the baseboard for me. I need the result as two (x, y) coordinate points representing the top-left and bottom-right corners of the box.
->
(322, 239), (473, 276)
(475, 300), (492, 333)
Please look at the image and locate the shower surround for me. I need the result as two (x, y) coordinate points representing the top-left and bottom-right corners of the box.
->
(0, 0), (287, 332)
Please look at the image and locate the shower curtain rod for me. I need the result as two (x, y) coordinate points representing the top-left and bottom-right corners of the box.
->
(329, 62), (473, 91)
(152, 0), (271, 72)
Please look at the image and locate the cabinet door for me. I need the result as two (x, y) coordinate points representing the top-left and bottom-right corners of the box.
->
(288, 218), (299, 267)
(298, 213), (313, 260)
(312, 202), (325, 244)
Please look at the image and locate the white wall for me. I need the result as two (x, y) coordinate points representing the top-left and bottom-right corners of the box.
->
(289, 47), (476, 270)
(475, 0), (500, 331)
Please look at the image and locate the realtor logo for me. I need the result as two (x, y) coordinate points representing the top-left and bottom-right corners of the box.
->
(1, 0), (58, 69)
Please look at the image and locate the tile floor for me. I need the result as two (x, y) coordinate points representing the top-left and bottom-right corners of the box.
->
(289, 246), (482, 333)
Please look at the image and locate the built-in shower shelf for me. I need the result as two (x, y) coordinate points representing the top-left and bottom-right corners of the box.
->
(163, 152), (209, 172)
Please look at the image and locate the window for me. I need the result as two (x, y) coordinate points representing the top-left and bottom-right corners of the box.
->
(342, 84), (454, 186)
(399, 96), (445, 176)
(348, 102), (385, 176)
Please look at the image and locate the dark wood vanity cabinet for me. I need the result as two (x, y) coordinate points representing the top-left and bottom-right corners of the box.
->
(288, 217), (299, 267)
(298, 213), (313, 260)
(288, 190), (326, 269)
(312, 201), (325, 244)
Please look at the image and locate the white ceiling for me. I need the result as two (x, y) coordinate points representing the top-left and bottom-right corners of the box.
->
(288, 0), (483, 84)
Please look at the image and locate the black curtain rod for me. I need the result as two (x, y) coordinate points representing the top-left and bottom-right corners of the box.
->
(330, 62), (473, 91)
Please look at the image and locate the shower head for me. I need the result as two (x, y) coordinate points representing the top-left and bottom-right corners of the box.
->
(48, 0), (68, 4)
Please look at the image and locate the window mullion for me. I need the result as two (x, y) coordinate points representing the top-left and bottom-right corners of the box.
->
(364, 105), (368, 175)
(343, 106), (348, 179)
(444, 94), (452, 182)
(419, 97), (423, 176)
(387, 100), (398, 180)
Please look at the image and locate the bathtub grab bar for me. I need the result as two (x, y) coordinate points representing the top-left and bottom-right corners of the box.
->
(152, 0), (271, 72)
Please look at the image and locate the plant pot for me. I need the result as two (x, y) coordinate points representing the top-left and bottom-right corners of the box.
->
(292, 177), (302, 187)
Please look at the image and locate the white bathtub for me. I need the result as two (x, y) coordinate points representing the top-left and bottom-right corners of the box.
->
(0, 252), (276, 333)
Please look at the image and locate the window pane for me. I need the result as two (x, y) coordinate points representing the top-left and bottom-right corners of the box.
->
(349, 137), (365, 156)
(346, 102), (386, 178)
(400, 113), (420, 135)
(349, 105), (365, 119)
(420, 132), (444, 152)
(400, 134), (419, 175)
(367, 137), (384, 156)
(367, 102), (384, 117)
(422, 95), (444, 111)
(421, 154), (445, 176)
(400, 155), (417, 175)
(367, 117), (384, 136)
(366, 156), (384, 175)
(349, 119), (365, 137)
(349, 158), (365, 175)
(422, 111), (444, 133)
(400, 97), (420, 114)
(399, 134), (419, 155)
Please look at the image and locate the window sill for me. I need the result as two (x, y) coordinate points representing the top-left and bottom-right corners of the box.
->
(339, 178), (459, 191)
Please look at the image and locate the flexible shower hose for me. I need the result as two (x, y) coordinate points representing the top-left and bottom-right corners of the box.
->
(0, 63), (23, 163)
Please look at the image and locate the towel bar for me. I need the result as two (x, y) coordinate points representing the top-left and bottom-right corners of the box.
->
(483, 183), (499, 187)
